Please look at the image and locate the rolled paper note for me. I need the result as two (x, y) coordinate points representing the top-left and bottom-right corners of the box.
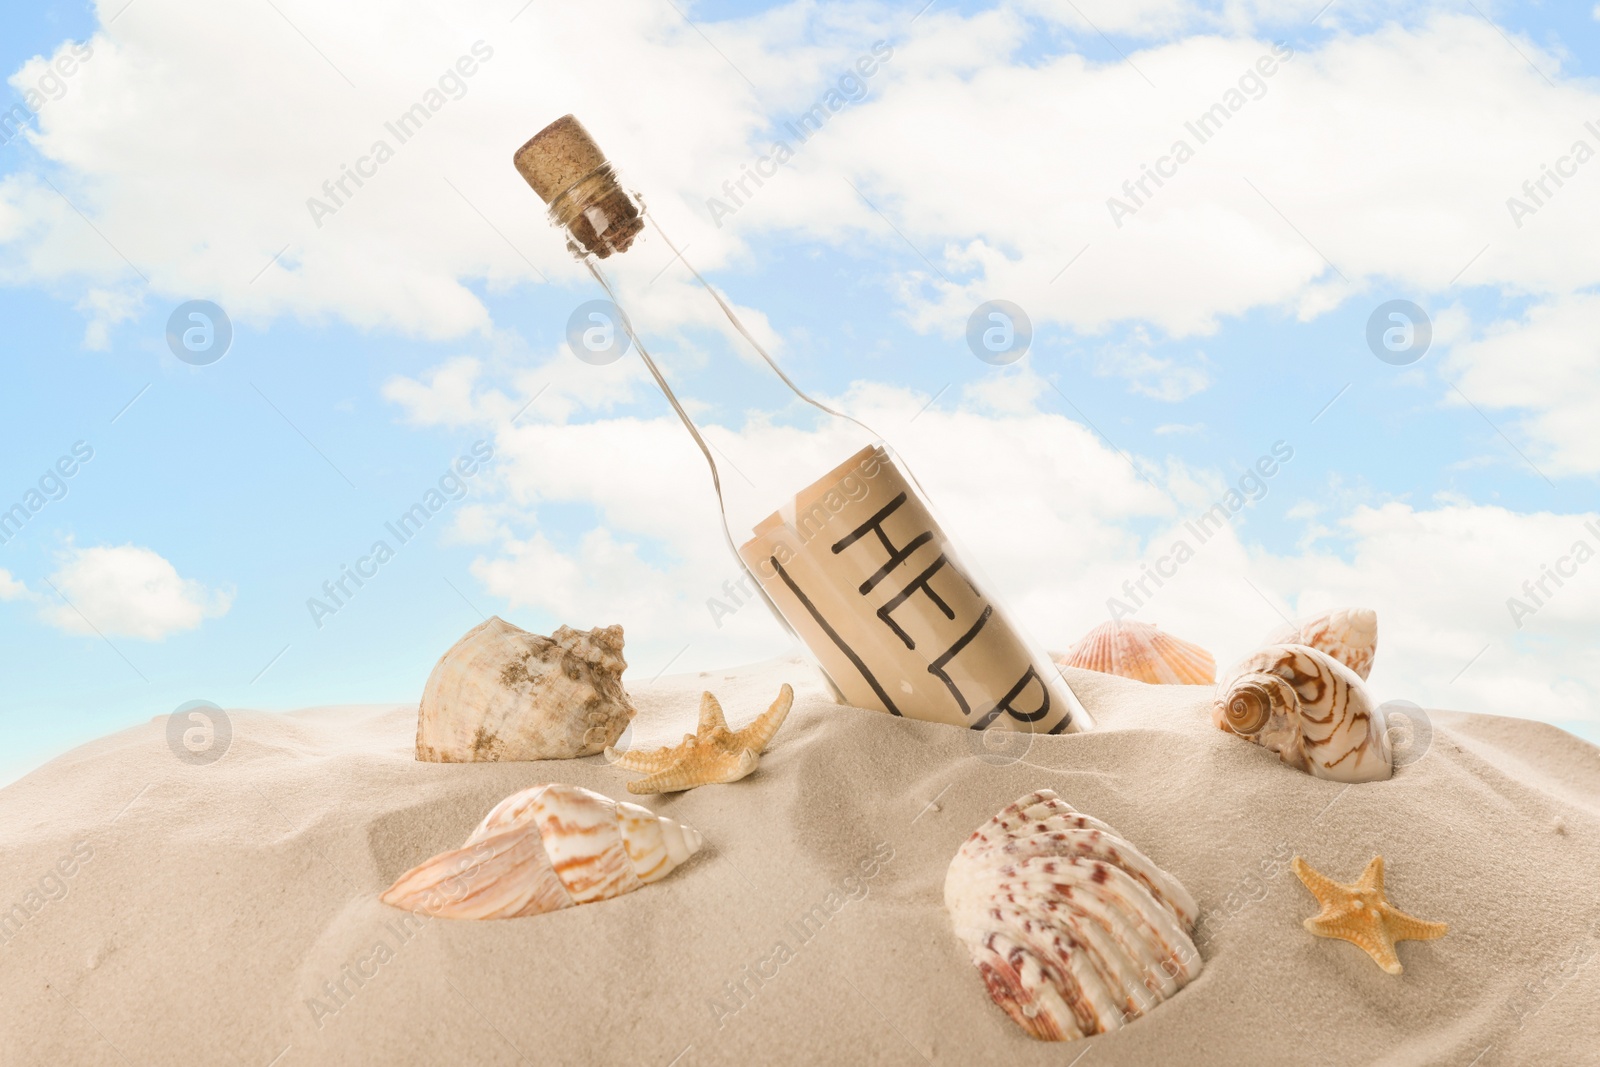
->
(739, 446), (1084, 733)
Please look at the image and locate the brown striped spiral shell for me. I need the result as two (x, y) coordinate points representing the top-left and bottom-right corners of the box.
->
(1211, 644), (1392, 783)
(1222, 678), (1274, 734)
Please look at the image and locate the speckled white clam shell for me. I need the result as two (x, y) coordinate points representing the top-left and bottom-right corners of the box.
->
(380, 784), (702, 919)
(944, 790), (1201, 1041)
(416, 617), (635, 762)
(1213, 642), (1392, 783)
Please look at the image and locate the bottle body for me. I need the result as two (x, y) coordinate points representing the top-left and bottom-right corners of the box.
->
(517, 115), (1085, 733)
(738, 443), (1079, 732)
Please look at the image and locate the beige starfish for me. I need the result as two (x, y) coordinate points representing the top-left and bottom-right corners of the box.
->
(606, 684), (793, 794)
(1292, 855), (1448, 975)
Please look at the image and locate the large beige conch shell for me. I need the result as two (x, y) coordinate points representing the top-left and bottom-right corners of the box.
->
(945, 789), (1201, 1041)
(416, 617), (636, 762)
(380, 784), (702, 919)
(1213, 643), (1392, 783)
(1056, 619), (1215, 685)
(1263, 607), (1378, 680)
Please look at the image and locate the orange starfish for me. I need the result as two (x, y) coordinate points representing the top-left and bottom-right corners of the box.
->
(1292, 855), (1447, 975)
(606, 685), (792, 794)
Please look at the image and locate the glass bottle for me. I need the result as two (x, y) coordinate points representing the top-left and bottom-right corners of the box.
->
(513, 115), (1086, 735)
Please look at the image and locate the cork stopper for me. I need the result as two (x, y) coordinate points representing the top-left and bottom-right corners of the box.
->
(513, 114), (644, 259)
(513, 114), (607, 203)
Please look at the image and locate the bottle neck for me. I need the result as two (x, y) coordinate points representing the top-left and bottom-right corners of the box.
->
(546, 163), (644, 260)
(549, 174), (880, 449)
(531, 150), (1085, 733)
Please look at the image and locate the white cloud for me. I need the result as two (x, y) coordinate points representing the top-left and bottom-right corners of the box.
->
(790, 13), (1598, 340)
(384, 351), (1172, 670)
(0, 1), (899, 339)
(7, 1), (1597, 726)
(0, 569), (27, 601)
(958, 362), (1054, 415)
(42, 544), (231, 640)
(1253, 502), (1600, 725)
(1092, 336), (1212, 400)
(471, 527), (690, 642)
(447, 502), (506, 545)
(4, 5), (1597, 351)
(1443, 292), (1600, 477)
(383, 356), (487, 428)
(73, 286), (143, 349)
(383, 342), (652, 430)
(11, 6), (1600, 503)
(1015, 0), (1419, 38)
(388, 353), (1600, 729)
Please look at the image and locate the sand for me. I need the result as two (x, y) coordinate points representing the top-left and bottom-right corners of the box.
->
(1, 657), (1597, 1066)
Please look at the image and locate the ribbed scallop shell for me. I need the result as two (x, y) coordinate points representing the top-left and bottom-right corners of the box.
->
(1213, 643), (1392, 783)
(380, 784), (702, 919)
(416, 617), (636, 762)
(944, 789), (1201, 1041)
(1057, 619), (1215, 685)
(1263, 607), (1378, 680)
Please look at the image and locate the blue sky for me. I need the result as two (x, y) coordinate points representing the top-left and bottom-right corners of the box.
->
(2, 0), (1598, 782)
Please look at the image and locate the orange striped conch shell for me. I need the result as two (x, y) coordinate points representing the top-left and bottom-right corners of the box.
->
(380, 783), (702, 919)
(1263, 607), (1377, 680)
(1213, 644), (1392, 783)
(944, 789), (1201, 1041)
(1056, 619), (1215, 685)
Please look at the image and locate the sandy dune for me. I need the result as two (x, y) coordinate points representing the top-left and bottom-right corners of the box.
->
(1, 659), (1597, 1065)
